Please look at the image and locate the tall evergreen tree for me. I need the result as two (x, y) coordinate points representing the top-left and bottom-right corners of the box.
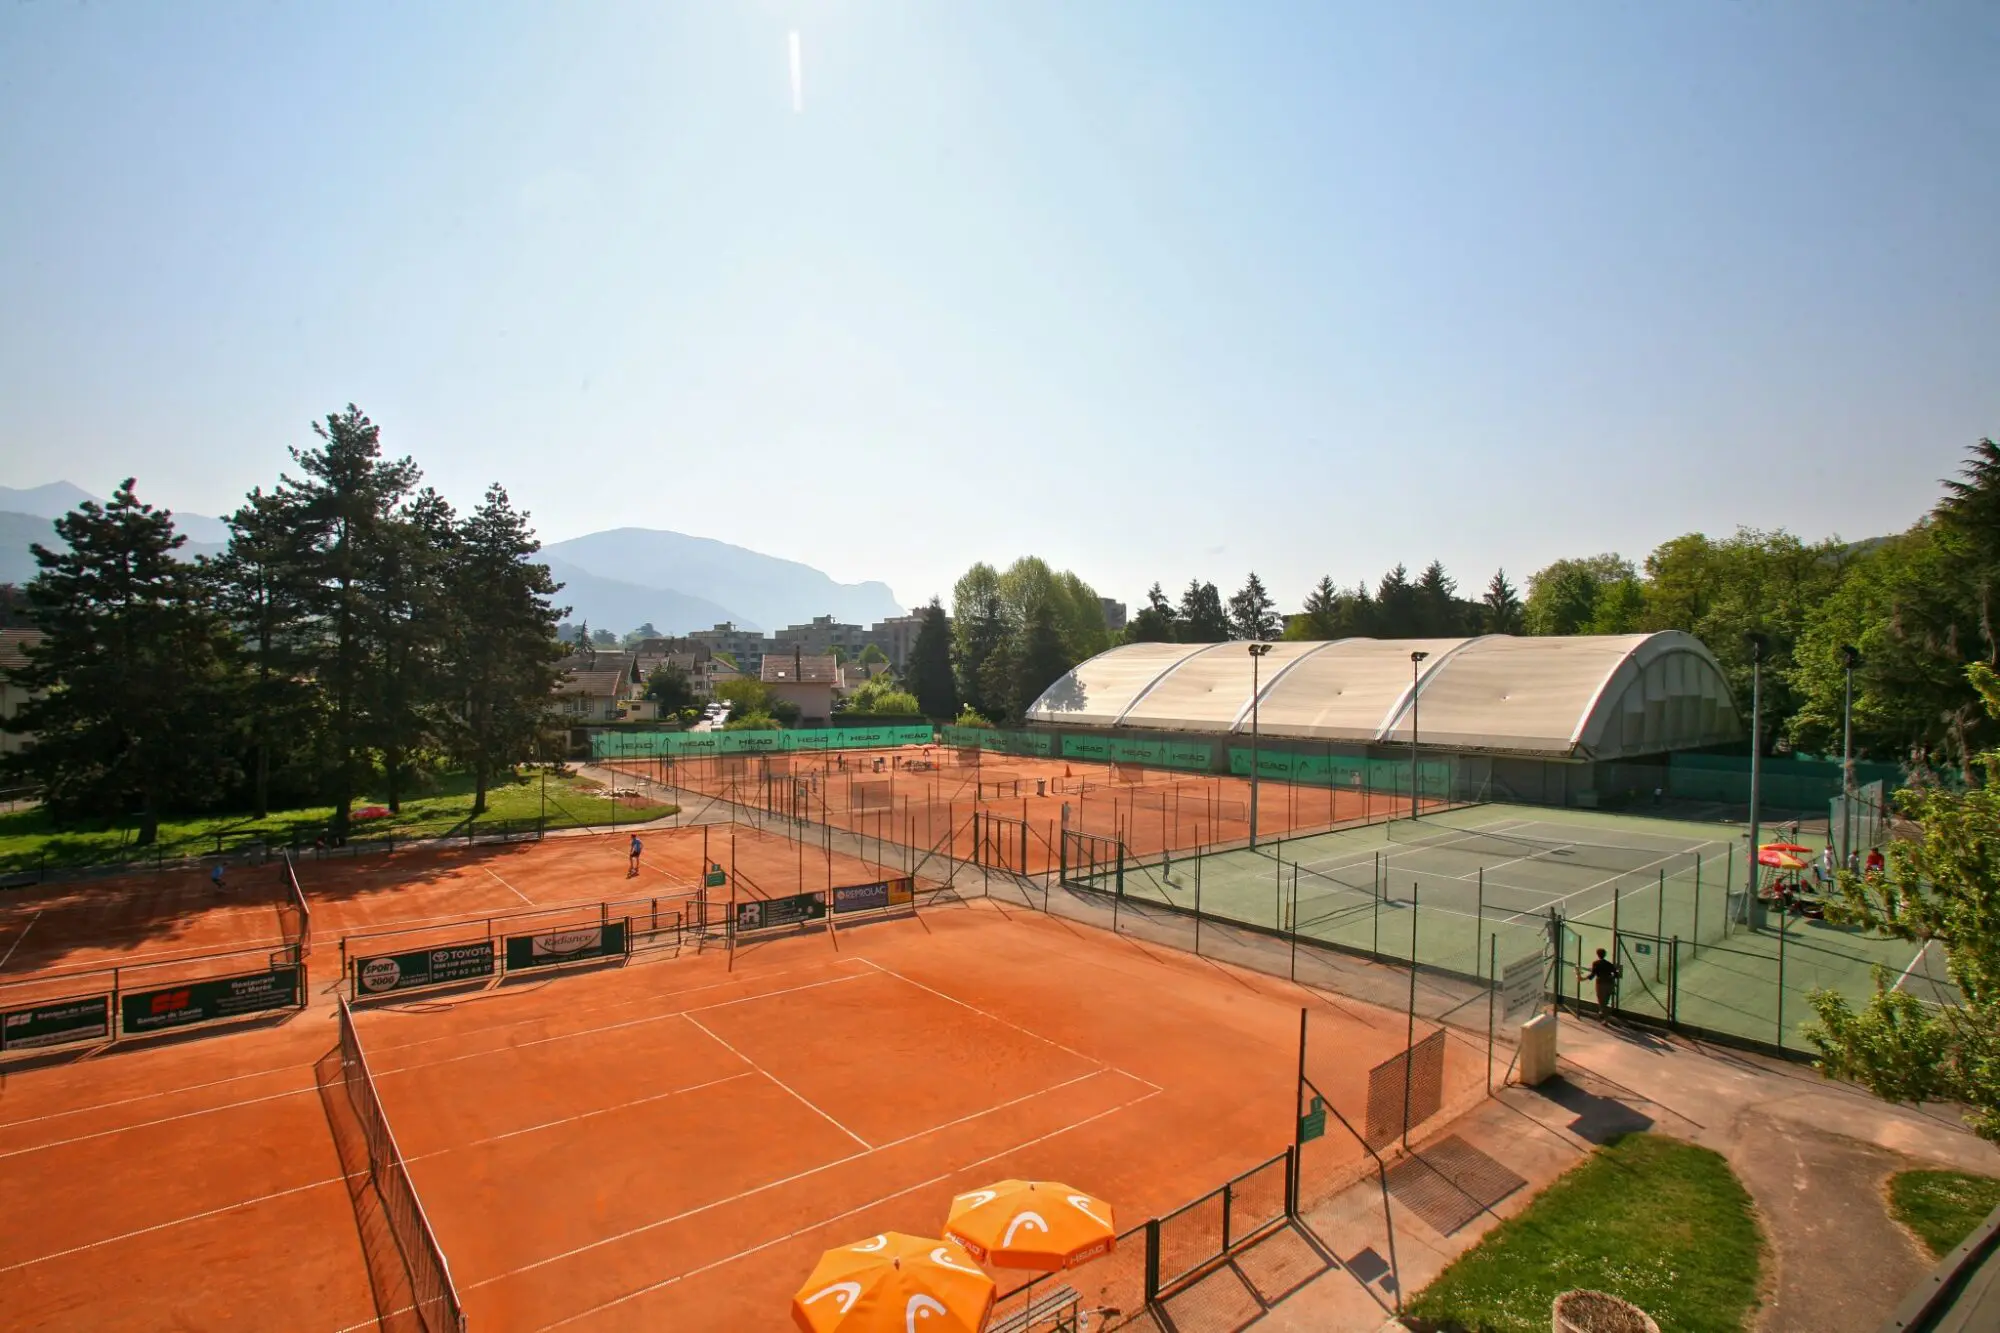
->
(906, 599), (958, 719)
(1228, 572), (1281, 640)
(1290, 576), (1341, 640)
(3, 483), (243, 842)
(1481, 569), (1525, 634)
(210, 487), (317, 818)
(1413, 561), (1460, 636)
(1375, 564), (1419, 637)
(443, 484), (565, 816)
(1127, 583), (1178, 643)
(1011, 600), (1073, 720)
(1176, 580), (1230, 643)
(367, 487), (457, 813)
(277, 405), (422, 842)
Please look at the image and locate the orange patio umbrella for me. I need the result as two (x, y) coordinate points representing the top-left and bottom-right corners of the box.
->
(1757, 848), (1807, 871)
(1761, 841), (1813, 855)
(792, 1233), (994, 1333)
(944, 1181), (1118, 1271)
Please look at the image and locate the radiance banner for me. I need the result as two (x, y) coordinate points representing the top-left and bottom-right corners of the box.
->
(121, 967), (302, 1036)
(354, 941), (497, 997)
(503, 922), (630, 971)
(0, 994), (111, 1051)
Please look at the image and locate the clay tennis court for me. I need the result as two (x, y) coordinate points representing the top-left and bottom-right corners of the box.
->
(610, 747), (1422, 877)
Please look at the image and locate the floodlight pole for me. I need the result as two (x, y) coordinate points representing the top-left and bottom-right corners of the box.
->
(1248, 643), (1272, 849)
(1839, 645), (1860, 868)
(1409, 651), (1430, 820)
(1745, 633), (1767, 931)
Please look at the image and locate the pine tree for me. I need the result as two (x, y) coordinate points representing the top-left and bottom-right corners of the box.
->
(444, 485), (565, 816)
(956, 586), (1010, 721)
(906, 599), (958, 720)
(1176, 580), (1231, 643)
(1127, 583), (1178, 643)
(276, 405), (423, 842)
(1482, 569), (1525, 634)
(1012, 600), (1073, 720)
(366, 487), (457, 813)
(210, 487), (317, 818)
(1228, 572), (1281, 640)
(2, 483), (243, 842)
(1375, 565), (1418, 637)
(1414, 561), (1460, 636)
(1294, 576), (1341, 640)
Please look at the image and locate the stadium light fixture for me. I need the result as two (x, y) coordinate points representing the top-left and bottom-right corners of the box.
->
(1409, 650), (1430, 820)
(1248, 643), (1273, 848)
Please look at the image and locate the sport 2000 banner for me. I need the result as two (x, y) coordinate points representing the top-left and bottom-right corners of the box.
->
(354, 940), (498, 997)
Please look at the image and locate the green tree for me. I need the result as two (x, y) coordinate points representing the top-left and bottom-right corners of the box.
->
(277, 405), (423, 843)
(859, 643), (889, 666)
(2, 483), (244, 842)
(1413, 561), (1461, 636)
(366, 487), (457, 813)
(444, 485), (565, 815)
(1524, 554), (1634, 636)
(590, 628), (618, 647)
(952, 563), (1008, 719)
(1228, 572), (1281, 640)
(843, 676), (922, 715)
(624, 621), (659, 646)
(905, 599), (958, 719)
(1128, 583), (1178, 643)
(1374, 564), (1419, 637)
(1012, 600), (1073, 719)
(1288, 576), (1342, 640)
(1481, 569), (1525, 634)
(209, 487), (318, 817)
(645, 662), (699, 713)
(1808, 661), (2000, 1143)
(1584, 576), (1649, 634)
(1176, 580), (1230, 642)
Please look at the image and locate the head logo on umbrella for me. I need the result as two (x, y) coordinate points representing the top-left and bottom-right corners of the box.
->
(945, 1181), (1117, 1271)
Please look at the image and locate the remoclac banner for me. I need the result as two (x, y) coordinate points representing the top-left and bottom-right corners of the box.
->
(1, 994), (112, 1051)
(503, 921), (630, 971)
(831, 877), (916, 914)
(354, 941), (497, 997)
(121, 967), (302, 1035)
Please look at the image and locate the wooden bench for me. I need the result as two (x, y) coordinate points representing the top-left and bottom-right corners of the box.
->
(990, 1285), (1084, 1333)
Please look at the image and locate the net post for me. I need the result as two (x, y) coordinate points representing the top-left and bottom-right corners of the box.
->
(1403, 884), (1419, 1150)
(1144, 1218), (1162, 1301)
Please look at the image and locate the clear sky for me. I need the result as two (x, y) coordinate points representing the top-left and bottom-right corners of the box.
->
(2, 2), (1995, 615)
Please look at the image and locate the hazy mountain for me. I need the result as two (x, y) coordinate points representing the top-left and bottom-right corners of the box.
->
(540, 557), (752, 636)
(0, 510), (226, 583)
(542, 528), (903, 631)
(0, 483), (230, 544)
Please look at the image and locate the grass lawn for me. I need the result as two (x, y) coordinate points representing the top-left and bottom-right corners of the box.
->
(0, 769), (676, 873)
(1403, 1133), (1762, 1333)
(1889, 1170), (2000, 1257)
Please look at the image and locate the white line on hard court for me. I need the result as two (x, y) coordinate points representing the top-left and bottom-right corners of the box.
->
(1893, 939), (1939, 995)
(465, 1068), (1115, 1293)
(484, 867), (535, 906)
(681, 1012), (873, 1150)
(0, 911), (41, 972)
(532, 1088), (1164, 1330)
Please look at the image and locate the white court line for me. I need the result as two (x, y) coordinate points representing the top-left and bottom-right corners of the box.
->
(681, 1012), (873, 1150)
(0, 1085), (317, 1162)
(857, 957), (1159, 1092)
(465, 1066), (1119, 1295)
(682, 971), (868, 1014)
(484, 867), (535, 906)
(0, 1063), (317, 1133)
(534, 1086), (1162, 1330)
(1893, 939), (1939, 994)
(0, 1170), (361, 1274)
(465, 1071), (758, 1148)
(0, 910), (41, 972)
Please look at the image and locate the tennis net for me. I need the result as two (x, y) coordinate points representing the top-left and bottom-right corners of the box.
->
(282, 851), (311, 958)
(1385, 821), (1721, 877)
(337, 999), (466, 1333)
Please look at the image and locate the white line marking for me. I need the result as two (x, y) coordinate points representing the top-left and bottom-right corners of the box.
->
(484, 868), (535, 906)
(856, 957), (1154, 1089)
(533, 1088), (1163, 1329)
(682, 971), (868, 1013)
(0, 1170), (356, 1273)
(0, 1086), (316, 1161)
(681, 1012), (872, 1149)
(468, 1072), (758, 1147)
(0, 911), (41, 972)
(463, 1069), (1117, 1292)
(1893, 939), (1938, 994)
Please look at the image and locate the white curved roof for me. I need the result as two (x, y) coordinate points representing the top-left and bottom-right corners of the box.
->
(1025, 632), (1741, 760)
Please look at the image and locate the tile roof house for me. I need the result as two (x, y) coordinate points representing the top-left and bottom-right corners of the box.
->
(760, 649), (839, 726)
(0, 628), (45, 756)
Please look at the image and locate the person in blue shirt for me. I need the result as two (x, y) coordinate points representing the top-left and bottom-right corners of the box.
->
(627, 834), (642, 877)
(211, 863), (226, 895)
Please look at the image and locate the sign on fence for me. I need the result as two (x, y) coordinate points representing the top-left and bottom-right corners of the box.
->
(121, 966), (302, 1036)
(1, 994), (111, 1051)
(354, 941), (497, 997)
(832, 878), (916, 915)
(736, 892), (827, 933)
(503, 923), (629, 971)
(1502, 952), (1549, 1025)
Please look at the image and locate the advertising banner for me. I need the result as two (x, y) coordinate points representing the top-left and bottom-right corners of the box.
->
(354, 941), (497, 997)
(503, 922), (630, 971)
(0, 994), (111, 1051)
(121, 967), (302, 1036)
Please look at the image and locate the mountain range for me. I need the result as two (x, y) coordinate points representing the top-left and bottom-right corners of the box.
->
(0, 483), (905, 634)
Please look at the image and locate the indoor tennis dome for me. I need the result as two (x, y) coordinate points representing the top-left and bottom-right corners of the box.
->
(1025, 632), (1741, 768)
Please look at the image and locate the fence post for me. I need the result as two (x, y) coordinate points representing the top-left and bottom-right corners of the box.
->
(1777, 908), (1788, 1049)
(1194, 858), (1203, 957)
(1487, 933), (1497, 1095)
(1693, 855), (1702, 957)
(1144, 1218), (1162, 1301)
(1222, 1174), (1234, 1250)
(1289, 866), (1299, 982)
(1670, 936), (1680, 1023)
(1403, 884), (1419, 1150)
(1656, 868), (1666, 981)
(1475, 867), (1484, 979)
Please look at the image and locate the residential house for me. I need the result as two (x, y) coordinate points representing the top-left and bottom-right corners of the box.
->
(0, 629), (44, 757)
(760, 650), (839, 726)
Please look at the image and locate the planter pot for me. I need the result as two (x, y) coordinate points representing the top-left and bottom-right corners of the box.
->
(1552, 1289), (1661, 1333)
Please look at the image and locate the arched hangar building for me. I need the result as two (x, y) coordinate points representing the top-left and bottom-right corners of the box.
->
(1022, 632), (1743, 808)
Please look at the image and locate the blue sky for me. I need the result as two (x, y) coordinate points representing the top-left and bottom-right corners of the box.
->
(2, 2), (1995, 615)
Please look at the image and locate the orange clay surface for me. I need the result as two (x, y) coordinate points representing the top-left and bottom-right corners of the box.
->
(611, 748), (1421, 875)
(0, 853), (1422, 1331)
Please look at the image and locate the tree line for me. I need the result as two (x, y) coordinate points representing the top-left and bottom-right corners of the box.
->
(1, 405), (566, 843)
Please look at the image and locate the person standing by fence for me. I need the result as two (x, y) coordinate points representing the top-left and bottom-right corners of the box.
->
(1579, 948), (1620, 1019)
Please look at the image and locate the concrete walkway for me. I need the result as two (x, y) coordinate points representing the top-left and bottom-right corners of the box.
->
(1258, 1016), (1999, 1332)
